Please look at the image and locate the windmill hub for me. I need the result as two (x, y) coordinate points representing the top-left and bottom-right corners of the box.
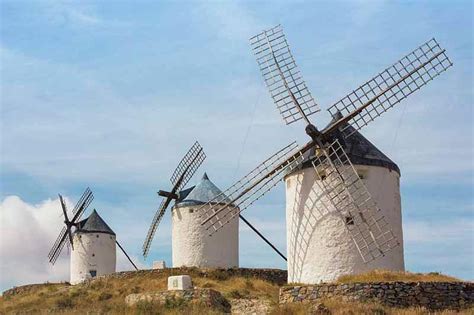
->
(158, 190), (179, 200)
(304, 123), (321, 141)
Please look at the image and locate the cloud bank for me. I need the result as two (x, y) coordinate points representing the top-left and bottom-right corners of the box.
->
(0, 196), (142, 292)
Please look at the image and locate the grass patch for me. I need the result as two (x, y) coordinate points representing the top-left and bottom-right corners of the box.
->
(55, 297), (74, 309)
(1, 268), (468, 314)
(97, 292), (113, 301)
(271, 299), (474, 315)
(336, 270), (461, 283)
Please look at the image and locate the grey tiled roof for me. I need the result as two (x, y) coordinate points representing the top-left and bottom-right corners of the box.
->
(75, 209), (115, 235)
(175, 173), (231, 207)
(290, 117), (400, 176)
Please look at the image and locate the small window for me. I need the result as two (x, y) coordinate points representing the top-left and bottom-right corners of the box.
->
(189, 209), (194, 213)
(357, 170), (368, 180)
(92, 253), (95, 257)
(345, 216), (354, 225)
(89, 270), (97, 278)
(96, 235), (99, 238)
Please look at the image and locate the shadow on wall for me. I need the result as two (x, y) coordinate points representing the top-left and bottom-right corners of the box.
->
(288, 172), (335, 281)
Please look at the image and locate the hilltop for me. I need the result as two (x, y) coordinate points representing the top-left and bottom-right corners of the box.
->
(1, 268), (471, 314)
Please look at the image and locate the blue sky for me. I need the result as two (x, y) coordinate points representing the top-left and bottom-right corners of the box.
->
(1, 0), (472, 291)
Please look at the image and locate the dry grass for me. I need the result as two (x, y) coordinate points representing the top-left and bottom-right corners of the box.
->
(270, 298), (474, 315)
(0, 269), (468, 314)
(336, 270), (461, 284)
(0, 269), (280, 314)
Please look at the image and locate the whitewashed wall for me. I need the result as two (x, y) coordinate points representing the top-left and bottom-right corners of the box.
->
(70, 232), (116, 285)
(172, 204), (239, 268)
(285, 165), (404, 284)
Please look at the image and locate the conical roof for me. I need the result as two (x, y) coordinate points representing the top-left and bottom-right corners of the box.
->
(175, 173), (231, 207)
(289, 117), (400, 176)
(75, 209), (115, 235)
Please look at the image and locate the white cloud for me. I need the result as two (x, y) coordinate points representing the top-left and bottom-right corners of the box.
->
(0, 196), (142, 292)
(0, 196), (70, 291)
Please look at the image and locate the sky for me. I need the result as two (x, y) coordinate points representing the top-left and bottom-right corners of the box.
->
(0, 0), (472, 292)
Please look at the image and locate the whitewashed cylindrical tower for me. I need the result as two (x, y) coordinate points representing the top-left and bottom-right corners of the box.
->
(70, 210), (116, 285)
(172, 173), (239, 268)
(285, 122), (404, 284)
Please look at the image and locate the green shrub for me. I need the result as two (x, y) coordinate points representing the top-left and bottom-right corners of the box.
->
(164, 296), (187, 309)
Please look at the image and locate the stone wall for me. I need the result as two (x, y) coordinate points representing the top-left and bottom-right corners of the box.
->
(280, 282), (474, 310)
(125, 288), (230, 313)
(88, 267), (288, 286)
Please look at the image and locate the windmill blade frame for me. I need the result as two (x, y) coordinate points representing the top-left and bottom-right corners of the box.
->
(200, 141), (306, 234)
(142, 198), (170, 258)
(311, 139), (399, 263)
(48, 188), (94, 265)
(170, 141), (206, 192)
(71, 187), (93, 216)
(324, 38), (452, 138)
(143, 141), (206, 258)
(70, 188), (94, 224)
(48, 226), (68, 264)
(250, 25), (320, 125)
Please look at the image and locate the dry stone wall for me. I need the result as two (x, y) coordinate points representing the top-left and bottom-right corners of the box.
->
(280, 282), (473, 310)
(89, 267), (288, 286)
(125, 288), (230, 313)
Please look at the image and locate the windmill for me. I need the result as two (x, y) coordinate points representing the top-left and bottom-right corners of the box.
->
(143, 141), (287, 263)
(48, 187), (138, 276)
(48, 187), (94, 265)
(198, 25), (452, 277)
(142, 141), (206, 258)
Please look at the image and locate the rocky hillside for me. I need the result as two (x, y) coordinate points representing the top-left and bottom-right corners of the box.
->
(1, 268), (471, 314)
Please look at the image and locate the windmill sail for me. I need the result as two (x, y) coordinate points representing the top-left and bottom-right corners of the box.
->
(48, 226), (69, 264)
(250, 25), (320, 125)
(312, 139), (399, 262)
(170, 141), (206, 191)
(142, 198), (168, 258)
(47, 188), (94, 265)
(326, 38), (452, 138)
(71, 187), (93, 216)
(142, 141), (206, 258)
(200, 141), (306, 235)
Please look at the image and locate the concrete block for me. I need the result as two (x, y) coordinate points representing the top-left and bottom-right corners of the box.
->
(153, 261), (166, 269)
(168, 275), (192, 290)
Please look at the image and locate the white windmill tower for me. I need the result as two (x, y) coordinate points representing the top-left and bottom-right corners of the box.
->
(198, 25), (452, 284)
(48, 188), (138, 284)
(172, 172), (239, 268)
(142, 142), (287, 267)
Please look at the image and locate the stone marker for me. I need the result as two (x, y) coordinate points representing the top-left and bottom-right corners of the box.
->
(153, 261), (166, 269)
(168, 275), (192, 290)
